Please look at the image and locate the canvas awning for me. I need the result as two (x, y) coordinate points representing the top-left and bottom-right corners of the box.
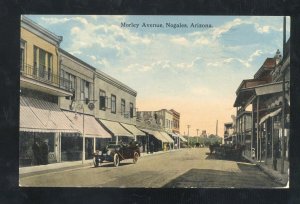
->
(141, 129), (168, 143)
(19, 96), (79, 133)
(120, 123), (146, 136)
(159, 131), (174, 143)
(178, 134), (188, 142)
(63, 111), (111, 138)
(259, 108), (282, 125)
(171, 133), (179, 137)
(98, 119), (134, 138)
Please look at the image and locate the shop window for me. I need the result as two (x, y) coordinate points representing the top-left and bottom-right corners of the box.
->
(19, 132), (56, 167)
(61, 134), (82, 161)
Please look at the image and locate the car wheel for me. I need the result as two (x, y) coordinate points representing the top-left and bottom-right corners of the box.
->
(133, 152), (139, 164)
(114, 154), (120, 167)
(93, 157), (100, 167)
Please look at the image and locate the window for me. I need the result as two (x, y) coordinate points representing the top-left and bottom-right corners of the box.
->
(80, 79), (90, 103)
(121, 99), (125, 115)
(130, 103), (134, 118)
(99, 90), (106, 111)
(20, 40), (26, 71)
(111, 94), (116, 113)
(61, 70), (76, 99)
(33, 46), (53, 80)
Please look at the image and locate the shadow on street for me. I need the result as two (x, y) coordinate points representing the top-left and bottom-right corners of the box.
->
(163, 164), (283, 188)
(91, 161), (134, 168)
(204, 152), (248, 162)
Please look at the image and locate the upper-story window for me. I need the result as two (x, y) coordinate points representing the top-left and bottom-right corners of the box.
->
(111, 95), (116, 114)
(99, 90), (106, 111)
(121, 99), (125, 115)
(80, 79), (90, 103)
(33, 46), (53, 81)
(60, 70), (76, 99)
(20, 40), (26, 71)
(130, 103), (134, 118)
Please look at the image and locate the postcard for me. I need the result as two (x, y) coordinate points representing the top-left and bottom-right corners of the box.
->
(19, 15), (290, 188)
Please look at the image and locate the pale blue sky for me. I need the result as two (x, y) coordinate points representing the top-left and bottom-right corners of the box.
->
(26, 15), (290, 136)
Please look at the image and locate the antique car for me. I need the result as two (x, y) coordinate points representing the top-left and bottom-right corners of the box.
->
(93, 142), (140, 167)
(214, 144), (245, 160)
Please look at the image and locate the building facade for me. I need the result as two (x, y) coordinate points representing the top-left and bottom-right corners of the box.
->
(233, 41), (290, 174)
(19, 16), (142, 169)
(20, 16), (76, 167)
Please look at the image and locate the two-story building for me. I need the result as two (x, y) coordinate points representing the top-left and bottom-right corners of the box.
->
(233, 42), (289, 175)
(19, 16), (79, 167)
(58, 49), (111, 162)
(94, 69), (146, 146)
(136, 110), (175, 151)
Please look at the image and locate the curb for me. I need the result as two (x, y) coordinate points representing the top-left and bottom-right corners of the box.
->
(20, 149), (183, 176)
(242, 155), (288, 186)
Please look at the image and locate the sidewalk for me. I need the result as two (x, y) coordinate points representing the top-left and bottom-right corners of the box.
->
(20, 148), (183, 176)
(243, 155), (289, 187)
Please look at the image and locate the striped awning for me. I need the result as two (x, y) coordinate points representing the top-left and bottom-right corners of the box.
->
(63, 111), (111, 138)
(19, 96), (79, 133)
(259, 108), (282, 125)
(141, 129), (168, 143)
(98, 119), (134, 138)
(120, 123), (146, 136)
(159, 131), (174, 143)
(178, 134), (188, 142)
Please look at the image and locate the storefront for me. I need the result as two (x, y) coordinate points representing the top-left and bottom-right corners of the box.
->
(120, 123), (146, 152)
(19, 96), (79, 167)
(98, 119), (134, 144)
(63, 111), (112, 161)
(141, 129), (168, 152)
(159, 131), (174, 150)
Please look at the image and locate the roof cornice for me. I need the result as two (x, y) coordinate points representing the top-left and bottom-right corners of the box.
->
(21, 16), (63, 47)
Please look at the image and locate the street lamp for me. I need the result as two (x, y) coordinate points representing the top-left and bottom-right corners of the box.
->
(72, 100), (96, 164)
(196, 129), (199, 143)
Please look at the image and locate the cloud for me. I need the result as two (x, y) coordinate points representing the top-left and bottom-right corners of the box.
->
(40, 17), (71, 24)
(170, 36), (189, 46)
(123, 63), (153, 73)
(212, 18), (243, 38)
(248, 49), (263, 62)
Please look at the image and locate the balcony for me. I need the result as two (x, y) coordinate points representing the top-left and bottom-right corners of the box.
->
(20, 64), (73, 97)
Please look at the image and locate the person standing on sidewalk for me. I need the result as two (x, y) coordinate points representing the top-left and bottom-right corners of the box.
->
(40, 139), (49, 165)
(32, 140), (41, 165)
(273, 142), (280, 171)
(150, 141), (154, 154)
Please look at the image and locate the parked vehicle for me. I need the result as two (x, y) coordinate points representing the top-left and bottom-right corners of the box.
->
(214, 144), (245, 160)
(93, 142), (140, 167)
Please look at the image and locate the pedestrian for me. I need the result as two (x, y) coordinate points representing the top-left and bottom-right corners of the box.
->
(273, 143), (280, 171)
(40, 139), (49, 165)
(142, 141), (146, 152)
(32, 140), (41, 165)
(150, 141), (154, 154)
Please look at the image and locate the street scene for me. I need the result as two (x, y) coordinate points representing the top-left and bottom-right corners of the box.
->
(19, 15), (290, 188)
(20, 148), (282, 188)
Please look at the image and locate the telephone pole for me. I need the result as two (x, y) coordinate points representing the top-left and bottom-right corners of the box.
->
(187, 125), (190, 147)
